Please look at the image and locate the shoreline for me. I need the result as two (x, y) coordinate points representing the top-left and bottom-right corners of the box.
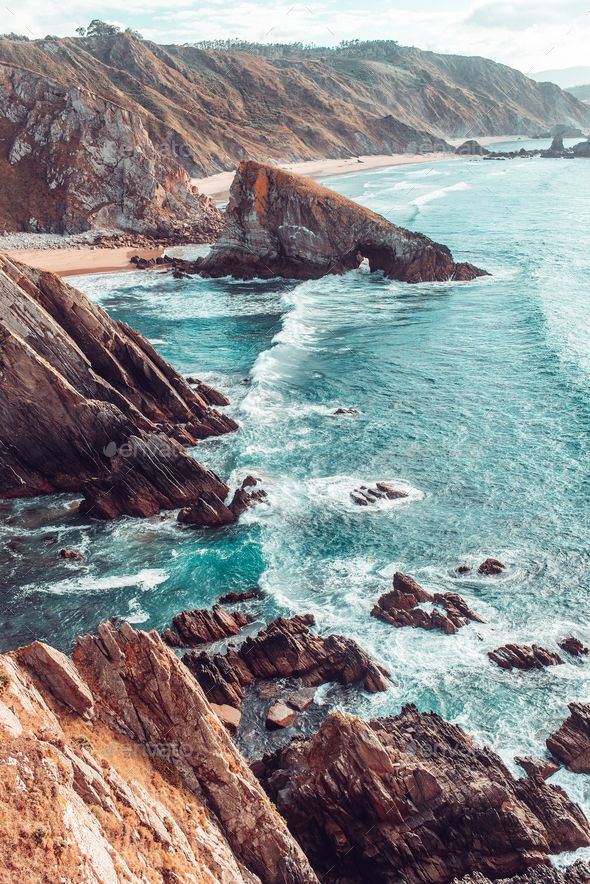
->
(1, 137), (529, 277)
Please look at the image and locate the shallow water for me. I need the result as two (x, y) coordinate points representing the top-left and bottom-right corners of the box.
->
(2, 147), (590, 834)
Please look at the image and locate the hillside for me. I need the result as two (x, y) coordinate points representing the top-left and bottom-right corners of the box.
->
(0, 32), (589, 233)
(567, 84), (590, 105)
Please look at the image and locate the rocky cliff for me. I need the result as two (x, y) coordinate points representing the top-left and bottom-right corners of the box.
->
(194, 161), (486, 282)
(1, 618), (589, 884)
(0, 33), (588, 233)
(0, 253), (240, 520)
(0, 62), (223, 236)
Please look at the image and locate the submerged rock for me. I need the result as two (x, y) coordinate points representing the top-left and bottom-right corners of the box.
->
(256, 705), (590, 882)
(488, 644), (563, 670)
(351, 482), (409, 505)
(559, 636), (589, 657)
(547, 703), (590, 773)
(193, 161), (488, 283)
(372, 571), (483, 633)
(183, 614), (390, 708)
(0, 255), (237, 520)
(219, 588), (262, 604)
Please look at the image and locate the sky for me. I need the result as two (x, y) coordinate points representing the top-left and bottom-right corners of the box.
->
(4, 0), (590, 77)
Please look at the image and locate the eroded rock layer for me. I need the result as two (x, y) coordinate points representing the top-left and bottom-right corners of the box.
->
(256, 706), (590, 883)
(0, 254), (238, 519)
(193, 162), (488, 283)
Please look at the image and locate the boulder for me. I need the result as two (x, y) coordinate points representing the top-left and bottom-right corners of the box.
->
(456, 564), (471, 574)
(210, 702), (242, 734)
(547, 703), (590, 773)
(332, 407), (360, 415)
(267, 702), (299, 730)
(256, 705), (590, 882)
(488, 644), (563, 670)
(218, 588), (261, 604)
(572, 139), (590, 157)
(183, 614), (390, 708)
(455, 139), (490, 155)
(60, 548), (84, 561)
(194, 162), (488, 283)
(351, 483), (409, 504)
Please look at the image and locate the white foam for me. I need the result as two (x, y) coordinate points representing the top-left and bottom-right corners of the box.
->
(411, 181), (470, 207)
(26, 568), (168, 596)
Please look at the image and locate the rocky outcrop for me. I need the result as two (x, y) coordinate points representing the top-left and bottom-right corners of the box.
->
(162, 604), (253, 647)
(488, 644), (563, 670)
(350, 482), (409, 505)
(478, 557), (505, 575)
(515, 756), (560, 780)
(192, 162), (487, 283)
(559, 637), (589, 657)
(0, 62), (223, 237)
(572, 139), (590, 157)
(0, 626), (318, 883)
(256, 705), (590, 883)
(371, 571), (483, 634)
(0, 254), (239, 520)
(547, 703), (590, 773)
(455, 140), (489, 155)
(183, 614), (390, 708)
(177, 476), (268, 527)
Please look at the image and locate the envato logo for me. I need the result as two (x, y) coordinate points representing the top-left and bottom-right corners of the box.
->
(103, 434), (178, 460)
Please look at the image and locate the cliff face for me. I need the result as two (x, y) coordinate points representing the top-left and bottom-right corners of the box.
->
(0, 63), (223, 236)
(197, 161), (487, 283)
(0, 34), (588, 228)
(0, 624), (317, 883)
(0, 254), (238, 519)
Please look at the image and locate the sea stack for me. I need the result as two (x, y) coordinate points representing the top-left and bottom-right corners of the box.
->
(195, 161), (488, 283)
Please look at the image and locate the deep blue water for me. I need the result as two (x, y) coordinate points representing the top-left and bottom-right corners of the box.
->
(2, 147), (590, 841)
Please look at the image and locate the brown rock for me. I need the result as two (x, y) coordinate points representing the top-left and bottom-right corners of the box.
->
(15, 641), (94, 718)
(59, 548), (84, 561)
(372, 572), (482, 634)
(547, 703), (590, 773)
(164, 604), (252, 647)
(178, 478), (267, 527)
(478, 557), (505, 575)
(286, 687), (316, 712)
(455, 860), (590, 883)
(267, 702), (299, 730)
(184, 614), (390, 708)
(488, 644), (563, 670)
(196, 162), (488, 283)
(210, 703), (242, 734)
(0, 255), (237, 520)
(515, 755), (560, 780)
(457, 564), (471, 574)
(218, 588), (261, 604)
(257, 705), (590, 883)
(559, 637), (589, 657)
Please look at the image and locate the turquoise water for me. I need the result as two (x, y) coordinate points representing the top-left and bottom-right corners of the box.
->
(2, 149), (590, 834)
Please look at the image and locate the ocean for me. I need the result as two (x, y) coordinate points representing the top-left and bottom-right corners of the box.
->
(2, 143), (589, 845)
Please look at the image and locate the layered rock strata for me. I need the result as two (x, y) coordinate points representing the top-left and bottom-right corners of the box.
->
(256, 706), (590, 883)
(0, 254), (239, 521)
(488, 644), (563, 671)
(183, 614), (390, 708)
(547, 703), (590, 773)
(162, 604), (253, 647)
(186, 162), (487, 283)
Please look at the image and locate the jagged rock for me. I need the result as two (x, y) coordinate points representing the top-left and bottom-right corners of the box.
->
(455, 139), (490, 155)
(178, 477), (268, 527)
(559, 636), (589, 657)
(372, 571), (483, 634)
(285, 687), (316, 712)
(72, 621), (318, 882)
(547, 703), (590, 773)
(0, 255), (238, 520)
(256, 705), (590, 883)
(332, 407), (360, 415)
(478, 557), (505, 575)
(15, 641), (94, 718)
(163, 604), (253, 648)
(183, 614), (390, 708)
(515, 755), (560, 780)
(267, 702), (299, 730)
(59, 548), (83, 561)
(455, 860), (590, 883)
(488, 644), (564, 670)
(195, 162), (488, 283)
(219, 588), (262, 604)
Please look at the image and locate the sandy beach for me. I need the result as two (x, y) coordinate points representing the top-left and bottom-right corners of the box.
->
(3, 137), (529, 277)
